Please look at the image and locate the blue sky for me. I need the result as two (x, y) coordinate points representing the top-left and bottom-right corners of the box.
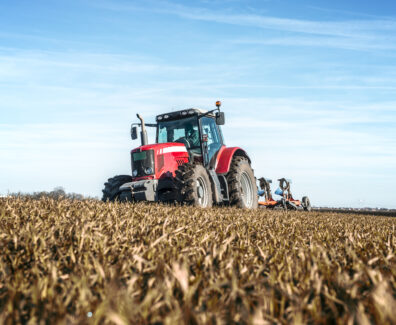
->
(1, 0), (396, 207)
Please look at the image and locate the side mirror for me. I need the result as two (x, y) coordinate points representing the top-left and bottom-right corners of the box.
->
(216, 112), (225, 125)
(131, 126), (138, 140)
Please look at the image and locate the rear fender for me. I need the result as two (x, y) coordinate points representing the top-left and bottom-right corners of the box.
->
(215, 146), (251, 174)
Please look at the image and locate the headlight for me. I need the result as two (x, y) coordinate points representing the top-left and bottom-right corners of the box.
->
(132, 170), (138, 177)
(157, 115), (163, 121)
(188, 110), (195, 114)
(164, 114), (169, 119)
(144, 167), (153, 175)
(181, 111), (188, 116)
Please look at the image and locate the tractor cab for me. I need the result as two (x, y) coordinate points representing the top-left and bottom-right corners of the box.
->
(155, 107), (225, 167)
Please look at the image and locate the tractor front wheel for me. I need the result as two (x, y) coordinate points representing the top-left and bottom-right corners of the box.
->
(102, 175), (132, 202)
(175, 163), (213, 208)
(227, 156), (258, 209)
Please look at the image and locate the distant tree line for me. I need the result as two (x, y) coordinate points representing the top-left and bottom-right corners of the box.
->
(8, 187), (87, 200)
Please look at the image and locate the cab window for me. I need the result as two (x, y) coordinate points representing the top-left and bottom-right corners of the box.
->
(157, 117), (201, 154)
(200, 117), (223, 163)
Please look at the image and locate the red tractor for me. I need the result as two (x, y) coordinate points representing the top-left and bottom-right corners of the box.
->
(102, 101), (258, 209)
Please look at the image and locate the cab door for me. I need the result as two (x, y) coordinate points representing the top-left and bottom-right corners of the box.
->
(200, 117), (223, 167)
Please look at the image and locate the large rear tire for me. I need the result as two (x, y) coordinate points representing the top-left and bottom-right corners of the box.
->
(102, 175), (132, 202)
(175, 163), (213, 208)
(227, 156), (258, 209)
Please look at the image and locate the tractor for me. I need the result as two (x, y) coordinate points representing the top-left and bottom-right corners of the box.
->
(102, 101), (258, 209)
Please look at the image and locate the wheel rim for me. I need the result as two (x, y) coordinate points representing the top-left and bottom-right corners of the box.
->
(240, 171), (253, 208)
(196, 177), (208, 207)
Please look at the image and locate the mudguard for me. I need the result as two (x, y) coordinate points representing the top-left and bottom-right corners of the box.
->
(215, 146), (251, 174)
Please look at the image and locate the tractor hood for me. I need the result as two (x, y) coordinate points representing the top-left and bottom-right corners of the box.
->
(131, 142), (188, 154)
(131, 143), (189, 181)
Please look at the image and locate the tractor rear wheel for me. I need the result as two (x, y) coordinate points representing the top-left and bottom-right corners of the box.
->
(227, 156), (258, 209)
(302, 196), (312, 211)
(175, 163), (213, 208)
(102, 175), (132, 202)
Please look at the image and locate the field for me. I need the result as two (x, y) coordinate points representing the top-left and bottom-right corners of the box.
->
(1, 197), (395, 324)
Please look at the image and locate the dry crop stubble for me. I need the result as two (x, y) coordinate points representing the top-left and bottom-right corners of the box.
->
(0, 197), (395, 324)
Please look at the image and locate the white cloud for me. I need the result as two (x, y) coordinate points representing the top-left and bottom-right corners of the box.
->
(95, 0), (396, 51)
(232, 36), (396, 51)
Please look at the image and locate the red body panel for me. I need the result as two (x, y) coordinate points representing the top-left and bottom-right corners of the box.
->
(131, 143), (189, 181)
(215, 146), (248, 174)
(132, 142), (248, 181)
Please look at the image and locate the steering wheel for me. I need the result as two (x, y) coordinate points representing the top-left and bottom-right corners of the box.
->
(175, 137), (191, 149)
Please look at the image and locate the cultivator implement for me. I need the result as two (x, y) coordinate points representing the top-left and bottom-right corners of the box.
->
(258, 177), (311, 211)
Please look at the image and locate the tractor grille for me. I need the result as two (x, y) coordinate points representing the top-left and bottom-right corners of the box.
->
(131, 149), (155, 177)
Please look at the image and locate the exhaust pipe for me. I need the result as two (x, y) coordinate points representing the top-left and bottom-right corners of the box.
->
(136, 114), (148, 146)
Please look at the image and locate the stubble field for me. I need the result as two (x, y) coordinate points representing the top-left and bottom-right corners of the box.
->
(0, 197), (395, 324)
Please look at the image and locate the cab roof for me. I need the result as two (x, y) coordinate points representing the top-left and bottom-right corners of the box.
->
(156, 108), (215, 122)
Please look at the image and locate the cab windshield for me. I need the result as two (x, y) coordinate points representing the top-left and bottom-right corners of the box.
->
(157, 116), (201, 154)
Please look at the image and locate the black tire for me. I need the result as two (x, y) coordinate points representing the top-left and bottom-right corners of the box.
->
(102, 175), (132, 202)
(227, 156), (258, 209)
(302, 196), (312, 211)
(175, 163), (213, 208)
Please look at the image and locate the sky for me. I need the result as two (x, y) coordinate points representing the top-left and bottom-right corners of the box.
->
(1, 0), (396, 208)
